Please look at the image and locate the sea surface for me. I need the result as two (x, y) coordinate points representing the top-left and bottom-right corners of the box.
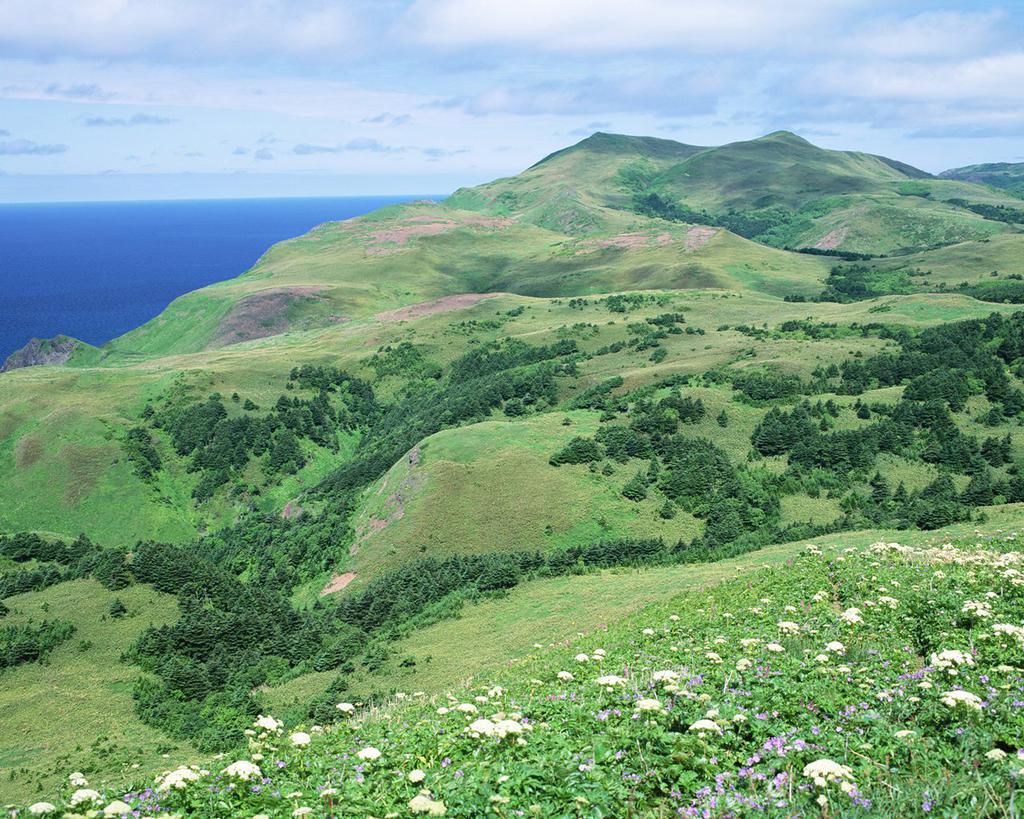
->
(0, 195), (429, 361)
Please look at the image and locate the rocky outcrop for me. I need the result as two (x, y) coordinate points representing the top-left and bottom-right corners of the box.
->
(1, 335), (83, 372)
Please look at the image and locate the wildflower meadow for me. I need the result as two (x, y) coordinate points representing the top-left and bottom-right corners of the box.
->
(17, 536), (1024, 817)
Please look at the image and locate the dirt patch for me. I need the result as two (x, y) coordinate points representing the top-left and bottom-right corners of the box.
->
(210, 287), (326, 349)
(814, 227), (848, 250)
(684, 226), (718, 251)
(320, 571), (357, 596)
(574, 232), (668, 255)
(60, 443), (112, 506)
(364, 214), (513, 255)
(351, 446), (423, 554)
(375, 293), (506, 323)
(577, 232), (657, 253)
(281, 501), (304, 519)
(14, 436), (43, 469)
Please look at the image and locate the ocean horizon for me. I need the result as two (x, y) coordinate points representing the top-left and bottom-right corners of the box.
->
(0, 195), (432, 362)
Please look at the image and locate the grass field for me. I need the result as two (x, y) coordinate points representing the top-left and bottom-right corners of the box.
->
(266, 504), (1024, 720)
(0, 579), (194, 804)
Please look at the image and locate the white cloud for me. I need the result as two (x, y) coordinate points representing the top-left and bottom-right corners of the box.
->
(0, 0), (366, 63)
(404, 0), (866, 53)
(848, 10), (1008, 59)
(811, 52), (1024, 102)
(83, 112), (176, 126)
(0, 138), (68, 155)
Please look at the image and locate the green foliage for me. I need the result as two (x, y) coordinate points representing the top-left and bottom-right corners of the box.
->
(947, 198), (1024, 224)
(621, 472), (648, 502)
(152, 368), (376, 501)
(364, 342), (442, 380)
(123, 427), (162, 482)
(818, 264), (917, 302)
(1, 619), (75, 669)
(548, 436), (602, 466)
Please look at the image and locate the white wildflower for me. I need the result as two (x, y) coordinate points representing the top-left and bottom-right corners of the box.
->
(69, 789), (102, 808)
(803, 758), (854, 788)
(254, 715), (282, 732)
(223, 760), (262, 781)
(840, 608), (863, 625)
(409, 792), (447, 815)
(290, 731), (311, 748)
(940, 690), (983, 710)
(357, 746), (382, 762)
(156, 766), (202, 791)
(962, 600), (993, 618)
(931, 649), (974, 672)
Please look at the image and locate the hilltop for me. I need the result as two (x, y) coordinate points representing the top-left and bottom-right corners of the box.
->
(5, 130), (1024, 811)
(942, 161), (1024, 198)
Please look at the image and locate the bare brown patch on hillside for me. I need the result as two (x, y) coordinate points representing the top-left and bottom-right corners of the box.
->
(14, 436), (43, 469)
(814, 227), (848, 250)
(574, 227), (715, 255)
(684, 226), (718, 251)
(350, 446), (423, 554)
(364, 214), (513, 255)
(281, 501), (304, 519)
(61, 443), (112, 506)
(320, 571), (357, 596)
(210, 287), (326, 349)
(376, 293), (505, 323)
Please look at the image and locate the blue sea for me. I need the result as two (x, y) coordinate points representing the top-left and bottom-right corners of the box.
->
(0, 196), (429, 361)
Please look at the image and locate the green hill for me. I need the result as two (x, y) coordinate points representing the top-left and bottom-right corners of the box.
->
(7, 131), (1024, 814)
(942, 161), (1024, 198)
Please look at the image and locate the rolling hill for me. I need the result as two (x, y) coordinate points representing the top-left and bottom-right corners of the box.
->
(942, 161), (1024, 198)
(6, 131), (1024, 813)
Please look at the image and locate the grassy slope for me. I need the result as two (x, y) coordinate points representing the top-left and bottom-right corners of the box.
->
(0, 579), (194, 804)
(328, 290), (1024, 593)
(1, 285), (1018, 547)
(867, 231), (1024, 285)
(941, 161), (1024, 198)
(272, 503), (1024, 727)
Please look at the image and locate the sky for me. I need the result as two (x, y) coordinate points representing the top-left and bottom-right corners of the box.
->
(1, 0), (1023, 201)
